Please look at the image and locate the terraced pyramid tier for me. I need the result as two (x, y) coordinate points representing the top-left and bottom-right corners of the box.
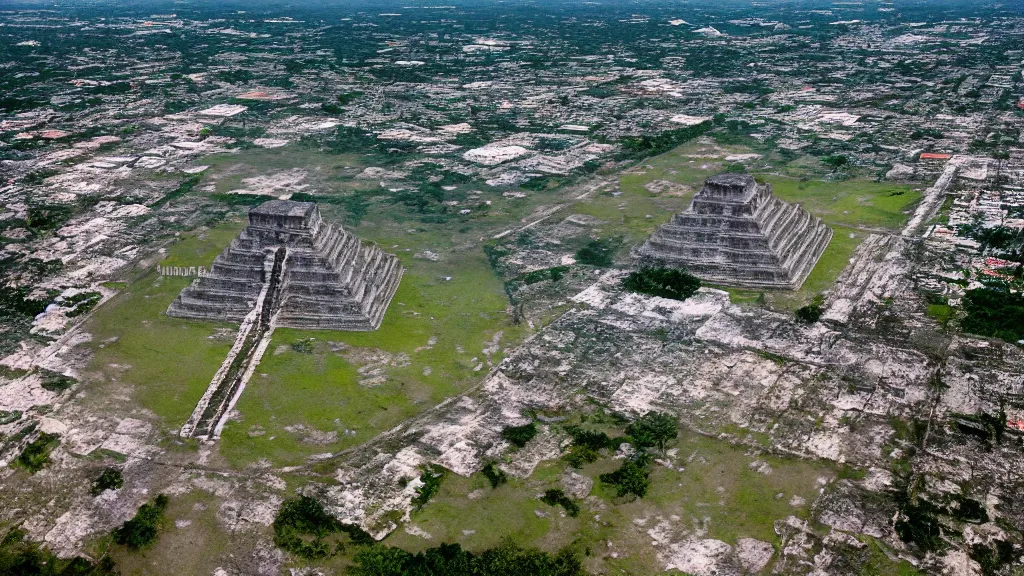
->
(167, 200), (403, 331)
(638, 174), (832, 290)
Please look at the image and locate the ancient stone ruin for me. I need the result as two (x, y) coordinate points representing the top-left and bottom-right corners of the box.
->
(168, 200), (403, 439)
(638, 173), (832, 290)
(168, 199), (403, 331)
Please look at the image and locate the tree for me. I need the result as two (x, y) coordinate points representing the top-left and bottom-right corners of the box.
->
(626, 412), (678, 452)
(352, 546), (415, 576)
(600, 456), (651, 498)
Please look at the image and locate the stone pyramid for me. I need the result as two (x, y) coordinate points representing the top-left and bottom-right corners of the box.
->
(167, 200), (403, 331)
(638, 174), (832, 290)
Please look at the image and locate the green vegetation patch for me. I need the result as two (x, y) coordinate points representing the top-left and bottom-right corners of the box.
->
(540, 489), (581, 517)
(795, 302), (823, 324)
(854, 536), (923, 576)
(113, 494), (169, 550)
(625, 411), (678, 452)
(413, 465), (447, 509)
(0, 527), (118, 575)
(16, 432), (60, 474)
(599, 454), (652, 498)
(273, 495), (374, 560)
(481, 462), (508, 488)
(351, 540), (585, 576)
(501, 422), (538, 448)
(153, 174), (202, 208)
(622, 267), (701, 301)
(574, 237), (622, 267)
(37, 368), (76, 393)
(617, 121), (714, 160)
(961, 286), (1024, 343)
(63, 291), (102, 318)
(760, 176), (920, 231)
(91, 467), (124, 496)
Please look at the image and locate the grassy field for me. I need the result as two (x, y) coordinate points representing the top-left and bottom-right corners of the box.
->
(100, 489), (233, 576)
(82, 220), (246, 432)
(219, 253), (526, 468)
(381, 431), (833, 575)
(763, 176), (921, 232)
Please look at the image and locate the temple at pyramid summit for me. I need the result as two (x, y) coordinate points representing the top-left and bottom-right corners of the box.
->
(168, 200), (403, 331)
(637, 174), (832, 290)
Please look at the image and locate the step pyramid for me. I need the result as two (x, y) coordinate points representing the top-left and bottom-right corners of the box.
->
(167, 200), (403, 331)
(637, 174), (832, 290)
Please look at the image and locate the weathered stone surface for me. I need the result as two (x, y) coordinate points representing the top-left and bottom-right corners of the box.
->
(167, 200), (403, 331)
(638, 174), (832, 290)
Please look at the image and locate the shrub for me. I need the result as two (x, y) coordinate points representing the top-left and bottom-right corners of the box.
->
(91, 467), (124, 496)
(540, 489), (580, 517)
(291, 339), (314, 354)
(626, 412), (678, 452)
(562, 426), (614, 468)
(501, 422), (537, 448)
(63, 291), (101, 318)
(951, 495), (988, 524)
(113, 494), (169, 550)
(575, 237), (621, 267)
(563, 445), (600, 469)
(600, 455), (651, 498)
(621, 267), (701, 301)
(565, 426), (612, 451)
(16, 432), (60, 474)
(412, 465), (445, 509)
(37, 369), (76, 393)
(481, 462), (508, 489)
(894, 501), (944, 553)
(822, 154), (849, 170)
(795, 303), (823, 323)
(273, 495), (373, 560)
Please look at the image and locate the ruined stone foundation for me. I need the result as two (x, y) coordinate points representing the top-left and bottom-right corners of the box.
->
(638, 173), (832, 290)
(167, 200), (403, 331)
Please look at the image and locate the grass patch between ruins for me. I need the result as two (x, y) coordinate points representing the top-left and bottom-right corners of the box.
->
(219, 252), (528, 468)
(382, 431), (831, 575)
(82, 220), (247, 429)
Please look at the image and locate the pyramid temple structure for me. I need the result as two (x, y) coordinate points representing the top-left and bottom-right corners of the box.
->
(168, 200), (403, 331)
(169, 200), (403, 440)
(638, 173), (832, 290)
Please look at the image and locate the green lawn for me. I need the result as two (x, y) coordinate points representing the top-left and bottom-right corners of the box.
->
(220, 254), (526, 468)
(83, 220), (247, 431)
(762, 176), (920, 231)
